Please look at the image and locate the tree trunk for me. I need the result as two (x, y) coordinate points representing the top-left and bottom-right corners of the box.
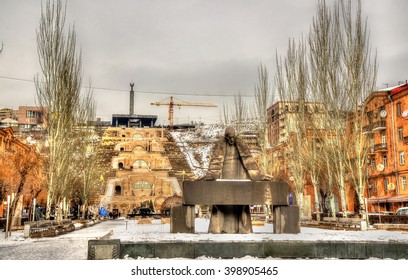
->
(311, 178), (321, 221)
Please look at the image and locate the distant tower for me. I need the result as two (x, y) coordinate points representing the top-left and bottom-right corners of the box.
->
(129, 82), (135, 115)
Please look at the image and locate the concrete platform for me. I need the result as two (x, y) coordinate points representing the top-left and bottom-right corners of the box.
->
(89, 239), (408, 259)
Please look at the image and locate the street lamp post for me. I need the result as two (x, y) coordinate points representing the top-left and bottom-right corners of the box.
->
(32, 198), (36, 222)
(5, 195), (10, 239)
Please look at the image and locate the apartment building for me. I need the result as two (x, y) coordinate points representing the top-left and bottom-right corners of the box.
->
(0, 127), (33, 218)
(17, 106), (45, 129)
(0, 107), (17, 120)
(365, 83), (408, 212)
(266, 101), (345, 216)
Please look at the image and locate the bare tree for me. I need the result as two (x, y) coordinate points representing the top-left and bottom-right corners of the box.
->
(221, 102), (230, 127)
(340, 0), (377, 218)
(221, 93), (247, 135)
(305, 0), (377, 218)
(34, 0), (95, 220)
(275, 0), (377, 218)
(314, 0), (376, 217)
(233, 93), (247, 135)
(75, 89), (100, 219)
(308, 0), (344, 217)
(254, 63), (272, 174)
(275, 38), (309, 217)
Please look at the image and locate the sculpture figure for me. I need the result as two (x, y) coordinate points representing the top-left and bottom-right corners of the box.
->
(203, 127), (267, 233)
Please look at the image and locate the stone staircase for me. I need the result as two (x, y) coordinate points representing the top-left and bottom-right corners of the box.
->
(161, 130), (196, 185)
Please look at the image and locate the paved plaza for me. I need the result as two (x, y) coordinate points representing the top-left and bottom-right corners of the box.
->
(1, 218), (408, 260)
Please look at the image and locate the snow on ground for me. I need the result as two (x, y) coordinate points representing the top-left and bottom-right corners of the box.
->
(109, 218), (408, 243)
(1, 218), (408, 260)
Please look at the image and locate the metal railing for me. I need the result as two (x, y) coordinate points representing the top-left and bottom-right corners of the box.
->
(374, 143), (387, 152)
(372, 121), (386, 130)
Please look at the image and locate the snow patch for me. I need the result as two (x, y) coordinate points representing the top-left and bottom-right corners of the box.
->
(170, 124), (224, 177)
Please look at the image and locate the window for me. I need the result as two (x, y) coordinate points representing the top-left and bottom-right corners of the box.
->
(400, 151), (405, 165)
(26, 110), (35, 118)
(372, 180), (377, 192)
(370, 159), (376, 171)
(381, 132), (387, 147)
(133, 181), (152, 190)
(402, 176), (407, 190)
(396, 103), (402, 117)
(114, 186), (122, 196)
(383, 155), (388, 168)
(398, 127), (403, 141)
(384, 178), (389, 191)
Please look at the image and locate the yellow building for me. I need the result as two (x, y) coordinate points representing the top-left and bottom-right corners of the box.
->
(99, 127), (192, 216)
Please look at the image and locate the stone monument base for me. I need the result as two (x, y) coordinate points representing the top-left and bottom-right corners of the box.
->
(170, 205), (195, 233)
(273, 205), (301, 234)
(88, 239), (408, 259)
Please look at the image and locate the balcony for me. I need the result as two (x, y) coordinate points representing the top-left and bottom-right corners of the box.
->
(372, 121), (386, 131)
(374, 143), (387, 152)
(362, 124), (373, 134)
(367, 146), (375, 156)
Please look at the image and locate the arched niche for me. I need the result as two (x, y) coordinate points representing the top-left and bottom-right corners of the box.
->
(133, 159), (149, 169)
(133, 133), (143, 139)
(133, 145), (145, 152)
(132, 180), (152, 190)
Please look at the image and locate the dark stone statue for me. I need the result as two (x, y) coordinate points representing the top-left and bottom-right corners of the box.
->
(203, 127), (267, 233)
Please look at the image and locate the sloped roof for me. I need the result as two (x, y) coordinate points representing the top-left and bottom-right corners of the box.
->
(377, 83), (408, 94)
(390, 83), (408, 95)
(0, 118), (18, 123)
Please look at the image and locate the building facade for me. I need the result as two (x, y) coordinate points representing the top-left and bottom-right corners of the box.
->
(17, 106), (45, 130)
(266, 101), (354, 217)
(99, 127), (187, 217)
(0, 107), (17, 121)
(0, 127), (33, 218)
(365, 83), (408, 212)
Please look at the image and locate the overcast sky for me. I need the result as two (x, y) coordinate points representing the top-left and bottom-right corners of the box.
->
(1, 0), (407, 124)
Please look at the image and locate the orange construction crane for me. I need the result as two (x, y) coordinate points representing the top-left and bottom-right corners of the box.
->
(151, 96), (217, 130)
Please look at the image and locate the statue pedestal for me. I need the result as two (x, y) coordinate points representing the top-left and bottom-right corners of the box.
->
(273, 205), (301, 234)
(170, 180), (300, 234)
(183, 180), (289, 205)
(170, 205), (195, 233)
